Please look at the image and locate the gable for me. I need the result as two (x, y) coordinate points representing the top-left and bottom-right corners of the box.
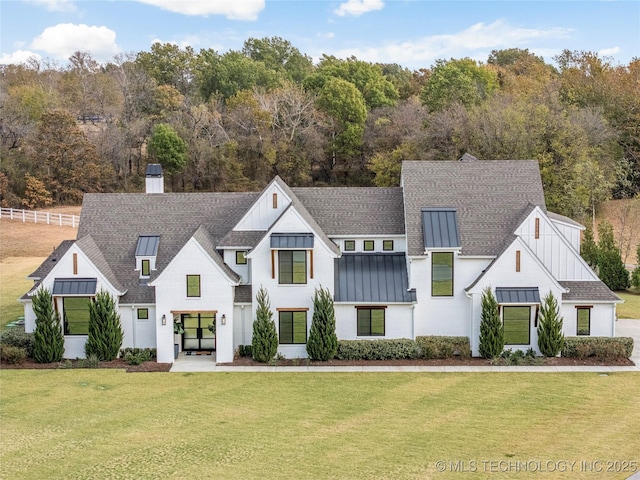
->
(466, 237), (563, 295)
(233, 178), (291, 231)
(515, 207), (597, 281)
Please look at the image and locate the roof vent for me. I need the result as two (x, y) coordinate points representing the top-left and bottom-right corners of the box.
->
(145, 164), (164, 193)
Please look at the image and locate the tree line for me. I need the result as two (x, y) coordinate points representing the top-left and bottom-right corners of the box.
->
(1, 37), (638, 222)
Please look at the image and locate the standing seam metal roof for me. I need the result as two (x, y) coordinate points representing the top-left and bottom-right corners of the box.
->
(496, 287), (540, 304)
(334, 253), (416, 303)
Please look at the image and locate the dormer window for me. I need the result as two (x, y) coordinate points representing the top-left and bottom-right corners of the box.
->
(136, 235), (160, 278)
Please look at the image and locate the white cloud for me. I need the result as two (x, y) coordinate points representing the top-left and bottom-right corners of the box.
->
(330, 20), (572, 68)
(30, 23), (120, 62)
(334, 0), (384, 17)
(133, 0), (265, 20)
(26, 0), (76, 12)
(598, 46), (621, 57)
(0, 50), (42, 65)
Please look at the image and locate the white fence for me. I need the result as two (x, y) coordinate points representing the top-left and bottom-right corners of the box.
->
(0, 208), (79, 228)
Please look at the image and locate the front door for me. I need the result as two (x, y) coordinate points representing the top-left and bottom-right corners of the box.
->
(182, 313), (215, 351)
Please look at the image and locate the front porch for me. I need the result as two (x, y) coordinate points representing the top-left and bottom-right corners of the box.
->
(170, 351), (217, 372)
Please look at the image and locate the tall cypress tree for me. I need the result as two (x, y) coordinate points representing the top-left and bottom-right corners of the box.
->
(479, 286), (504, 359)
(32, 288), (64, 363)
(85, 290), (124, 361)
(307, 287), (338, 361)
(251, 286), (278, 363)
(537, 291), (564, 357)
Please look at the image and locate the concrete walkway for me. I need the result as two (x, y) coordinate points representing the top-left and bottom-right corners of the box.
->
(170, 319), (640, 373)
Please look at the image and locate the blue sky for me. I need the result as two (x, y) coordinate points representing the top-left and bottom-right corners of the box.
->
(1, 0), (638, 69)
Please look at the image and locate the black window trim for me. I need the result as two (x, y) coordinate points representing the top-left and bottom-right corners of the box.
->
(382, 240), (394, 251)
(502, 305), (531, 345)
(344, 240), (356, 252)
(278, 310), (307, 344)
(236, 250), (247, 265)
(356, 306), (386, 337)
(431, 251), (454, 297)
(576, 306), (591, 336)
(363, 240), (375, 251)
(278, 250), (307, 285)
(186, 274), (201, 297)
(137, 308), (149, 320)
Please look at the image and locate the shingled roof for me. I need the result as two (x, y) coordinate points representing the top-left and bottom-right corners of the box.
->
(402, 160), (546, 256)
(559, 281), (622, 302)
(77, 192), (258, 304)
(292, 186), (405, 235)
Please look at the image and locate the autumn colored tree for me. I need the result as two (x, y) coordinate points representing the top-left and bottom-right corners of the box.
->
(27, 110), (109, 204)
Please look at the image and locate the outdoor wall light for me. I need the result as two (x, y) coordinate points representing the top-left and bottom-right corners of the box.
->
(161, 314), (166, 325)
(221, 314), (226, 325)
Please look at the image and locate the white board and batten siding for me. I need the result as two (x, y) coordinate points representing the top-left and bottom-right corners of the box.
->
(234, 183), (291, 231)
(516, 209), (596, 281)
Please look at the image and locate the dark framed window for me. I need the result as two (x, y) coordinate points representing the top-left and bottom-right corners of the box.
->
(186, 275), (201, 297)
(236, 251), (247, 265)
(577, 307), (591, 335)
(363, 240), (375, 251)
(432, 252), (454, 296)
(503, 306), (531, 345)
(278, 251), (307, 284)
(344, 240), (355, 252)
(383, 240), (394, 251)
(63, 297), (91, 335)
(279, 311), (307, 344)
(137, 308), (149, 320)
(141, 259), (150, 276)
(357, 308), (385, 336)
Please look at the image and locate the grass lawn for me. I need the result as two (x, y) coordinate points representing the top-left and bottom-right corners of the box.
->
(0, 257), (44, 328)
(617, 291), (640, 319)
(1, 371), (639, 479)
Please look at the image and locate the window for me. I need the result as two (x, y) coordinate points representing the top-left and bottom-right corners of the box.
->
(63, 297), (91, 335)
(236, 251), (247, 265)
(278, 251), (306, 284)
(363, 240), (374, 251)
(432, 252), (453, 296)
(357, 308), (385, 336)
(141, 259), (150, 276)
(503, 306), (530, 345)
(344, 240), (355, 252)
(186, 275), (201, 297)
(577, 307), (591, 335)
(279, 311), (307, 344)
(383, 240), (394, 251)
(137, 308), (149, 320)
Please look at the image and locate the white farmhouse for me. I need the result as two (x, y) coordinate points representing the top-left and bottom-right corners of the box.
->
(21, 157), (621, 363)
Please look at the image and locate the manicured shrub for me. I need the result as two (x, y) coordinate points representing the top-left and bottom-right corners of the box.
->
(120, 348), (156, 365)
(85, 290), (124, 361)
(251, 286), (278, 363)
(32, 288), (64, 363)
(537, 291), (564, 357)
(0, 330), (35, 357)
(416, 336), (471, 359)
(237, 345), (253, 357)
(0, 344), (27, 364)
(336, 339), (420, 360)
(306, 287), (338, 361)
(562, 337), (634, 361)
(479, 286), (503, 359)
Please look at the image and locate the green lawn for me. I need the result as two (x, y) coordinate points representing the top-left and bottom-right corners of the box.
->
(1, 371), (639, 479)
(0, 257), (44, 328)
(617, 291), (640, 319)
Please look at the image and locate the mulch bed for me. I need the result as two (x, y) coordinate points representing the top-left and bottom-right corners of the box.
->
(2, 356), (633, 372)
(1, 358), (172, 372)
(220, 356), (635, 368)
